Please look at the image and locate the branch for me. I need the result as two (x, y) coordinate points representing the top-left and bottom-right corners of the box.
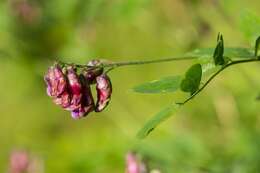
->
(101, 56), (197, 68)
(177, 58), (260, 105)
(62, 56), (198, 69)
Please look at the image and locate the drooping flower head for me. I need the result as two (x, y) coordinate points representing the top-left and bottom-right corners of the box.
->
(44, 60), (113, 119)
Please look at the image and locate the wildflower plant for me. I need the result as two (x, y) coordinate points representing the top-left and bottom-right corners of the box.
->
(45, 34), (260, 138)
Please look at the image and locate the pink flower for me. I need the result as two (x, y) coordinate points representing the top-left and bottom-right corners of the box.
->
(53, 91), (71, 108)
(44, 60), (113, 119)
(66, 66), (82, 111)
(95, 74), (112, 112)
(126, 152), (147, 173)
(8, 150), (44, 173)
(44, 64), (66, 97)
(9, 150), (29, 173)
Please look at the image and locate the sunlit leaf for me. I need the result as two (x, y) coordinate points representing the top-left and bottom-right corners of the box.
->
(186, 47), (254, 59)
(201, 61), (221, 77)
(136, 104), (179, 139)
(133, 76), (182, 93)
(224, 48), (254, 58)
(180, 64), (202, 95)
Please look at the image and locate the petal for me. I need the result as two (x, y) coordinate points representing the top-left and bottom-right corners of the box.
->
(71, 107), (86, 119)
(53, 91), (71, 108)
(66, 66), (82, 109)
(44, 64), (66, 97)
(95, 74), (112, 112)
(67, 66), (82, 95)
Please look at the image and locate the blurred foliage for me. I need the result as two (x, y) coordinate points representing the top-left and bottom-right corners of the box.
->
(0, 0), (260, 173)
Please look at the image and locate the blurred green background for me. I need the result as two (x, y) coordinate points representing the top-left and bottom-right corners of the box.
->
(1, 0), (260, 172)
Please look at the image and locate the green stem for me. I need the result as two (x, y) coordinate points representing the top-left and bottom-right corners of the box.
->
(101, 56), (197, 68)
(178, 58), (260, 105)
(63, 56), (198, 69)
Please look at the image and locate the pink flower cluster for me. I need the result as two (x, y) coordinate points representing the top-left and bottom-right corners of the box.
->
(125, 152), (162, 173)
(8, 150), (43, 173)
(9, 151), (29, 173)
(44, 60), (112, 119)
(126, 152), (147, 173)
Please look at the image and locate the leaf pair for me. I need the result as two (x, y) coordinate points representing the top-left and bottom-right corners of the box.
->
(134, 64), (202, 139)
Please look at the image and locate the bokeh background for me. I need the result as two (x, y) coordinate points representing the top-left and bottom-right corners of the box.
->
(1, 0), (260, 172)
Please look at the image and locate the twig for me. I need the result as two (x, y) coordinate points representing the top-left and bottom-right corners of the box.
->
(177, 58), (260, 105)
(62, 56), (198, 69)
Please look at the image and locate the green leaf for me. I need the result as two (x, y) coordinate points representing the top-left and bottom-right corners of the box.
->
(255, 36), (260, 56)
(213, 33), (225, 65)
(136, 104), (179, 139)
(180, 64), (202, 95)
(240, 10), (260, 44)
(133, 75), (182, 93)
(224, 48), (254, 58)
(186, 47), (254, 59)
(201, 61), (221, 77)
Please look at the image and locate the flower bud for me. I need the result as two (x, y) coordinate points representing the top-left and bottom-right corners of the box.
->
(87, 59), (102, 67)
(95, 74), (112, 112)
(44, 64), (66, 97)
(83, 67), (103, 84)
(84, 59), (104, 84)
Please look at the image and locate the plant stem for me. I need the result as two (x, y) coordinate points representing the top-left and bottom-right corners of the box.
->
(64, 55), (259, 71)
(178, 58), (260, 105)
(101, 56), (197, 68)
